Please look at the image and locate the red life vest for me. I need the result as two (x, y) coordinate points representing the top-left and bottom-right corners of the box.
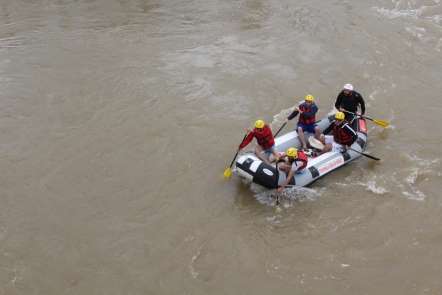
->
(333, 123), (354, 145)
(295, 150), (308, 170)
(253, 125), (275, 149)
(298, 103), (316, 125)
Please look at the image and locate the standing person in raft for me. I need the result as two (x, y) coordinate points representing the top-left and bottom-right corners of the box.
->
(277, 147), (308, 192)
(334, 83), (366, 125)
(238, 120), (280, 165)
(287, 94), (321, 150)
(319, 111), (357, 153)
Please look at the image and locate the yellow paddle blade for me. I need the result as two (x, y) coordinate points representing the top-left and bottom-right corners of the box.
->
(373, 119), (389, 128)
(223, 167), (232, 178)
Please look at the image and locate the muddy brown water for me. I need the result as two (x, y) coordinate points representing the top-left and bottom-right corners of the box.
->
(1, 0), (442, 294)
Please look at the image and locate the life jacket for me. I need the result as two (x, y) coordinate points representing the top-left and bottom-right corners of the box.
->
(295, 150), (308, 170)
(254, 125), (275, 149)
(284, 150), (308, 171)
(333, 122), (355, 145)
(298, 103), (316, 125)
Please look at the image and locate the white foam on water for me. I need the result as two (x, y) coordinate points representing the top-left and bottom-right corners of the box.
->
(372, 1), (442, 49)
(373, 6), (420, 20)
(365, 180), (388, 194)
(254, 185), (322, 207)
(373, 1), (442, 23)
(189, 244), (204, 279)
(402, 190), (426, 201)
(394, 154), (441, 201)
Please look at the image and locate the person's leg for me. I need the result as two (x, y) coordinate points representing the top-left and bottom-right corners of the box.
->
(314, 126), (321, 140)
(271, 149), (280, 162)
(319, 134), (326, 145)
(255, 145), (271, 164)
(297, 126), (307, 149)
(267, 147), (280, 163)
(320, 143), (332, 154)
(318, 135), (333, 154)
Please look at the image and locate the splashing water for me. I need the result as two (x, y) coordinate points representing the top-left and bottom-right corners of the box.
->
(254, 185), (322, 207)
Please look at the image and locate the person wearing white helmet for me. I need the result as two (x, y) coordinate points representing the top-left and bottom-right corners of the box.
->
(334, 83), (365, 124)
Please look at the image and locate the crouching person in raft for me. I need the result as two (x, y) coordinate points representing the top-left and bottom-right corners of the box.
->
(239, 119), (280, 165)
(319, 111), (357, 153)
(277, 147), (308, 192)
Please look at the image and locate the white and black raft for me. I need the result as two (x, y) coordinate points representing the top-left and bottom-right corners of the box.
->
(234, 115), (369, 189)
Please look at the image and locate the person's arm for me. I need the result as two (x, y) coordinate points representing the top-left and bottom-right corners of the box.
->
(343, 123), (358, 146)
(287, 108), (300, 120)
(335, 92), (343, 110)
(357, 93), (366, 115)
(277, 169), (295, 192)
(323, 121), (334, 135)
(238, 131), (254, 149)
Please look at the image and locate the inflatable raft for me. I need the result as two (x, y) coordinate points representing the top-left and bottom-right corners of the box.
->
(234, 115), (368, 188)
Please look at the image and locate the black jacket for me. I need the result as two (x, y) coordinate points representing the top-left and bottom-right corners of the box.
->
(335, 90), (365, 115)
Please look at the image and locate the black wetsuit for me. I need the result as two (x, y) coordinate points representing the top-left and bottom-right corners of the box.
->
(334, 90), (365, 122)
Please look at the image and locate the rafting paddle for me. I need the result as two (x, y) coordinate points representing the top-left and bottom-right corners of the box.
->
(343, 110), (389, 128)
(308, 136), (325, 150)
(274, 122), (287, 137)
(223, 133), (249, 179)
(347, 147), (381, 161)
(274, 110), (299, 137)
(308, 137), (380, 161)
(273, 110), (299, 137)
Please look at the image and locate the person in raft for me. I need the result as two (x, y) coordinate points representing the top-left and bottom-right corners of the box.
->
(319, 111), (357, 153)
(277, 147), (308, 192)
(286, 94), (321, 150)
(334, 83), (365, 124)
(239, 119), (280, 165)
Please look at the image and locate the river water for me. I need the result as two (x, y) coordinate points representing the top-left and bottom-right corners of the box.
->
(1, 0), (441, 294)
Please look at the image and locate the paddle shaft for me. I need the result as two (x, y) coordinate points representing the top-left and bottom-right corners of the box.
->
(274, 122), (287, 137)
(274, 110), (299, 137)
(310, 135), (379, 161)
(228, 133), (249, 168)
(348, 147), (380, 161)
(343, 110), (378, 123)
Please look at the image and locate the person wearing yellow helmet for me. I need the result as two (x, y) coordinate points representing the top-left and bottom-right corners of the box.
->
(276, 147), (308, 192)
(319, 111), (357, 154)
(334, 83), (365, 125)
(286, 94), (321, 150)
(238, 120), (280, 164)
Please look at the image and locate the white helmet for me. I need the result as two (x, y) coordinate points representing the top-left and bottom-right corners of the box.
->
(343, 83), (354, 91)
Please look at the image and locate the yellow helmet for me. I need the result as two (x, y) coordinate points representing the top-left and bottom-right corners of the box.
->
(305, 94), (314, 102)
(254, 120), (265, 129)
(286, 147), (298, 158)
(335, 111), (345, 121)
